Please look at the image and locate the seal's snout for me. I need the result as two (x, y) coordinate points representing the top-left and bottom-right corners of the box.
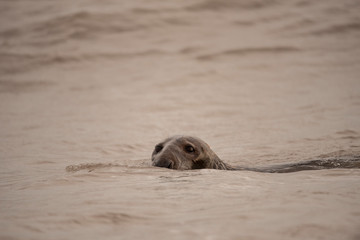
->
(154, 159), (174, 169)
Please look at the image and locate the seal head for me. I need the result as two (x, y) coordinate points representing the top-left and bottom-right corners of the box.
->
(151, 135), (233, 170)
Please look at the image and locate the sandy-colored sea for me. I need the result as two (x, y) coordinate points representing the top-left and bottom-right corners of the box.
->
(1, 0), (360, 239)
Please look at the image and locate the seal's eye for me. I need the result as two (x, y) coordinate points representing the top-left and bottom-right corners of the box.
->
(184, 145), (195, 153)
(154, 145), (163, 153)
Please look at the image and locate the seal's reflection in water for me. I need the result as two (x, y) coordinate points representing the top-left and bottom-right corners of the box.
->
(152, 136), (360, 173)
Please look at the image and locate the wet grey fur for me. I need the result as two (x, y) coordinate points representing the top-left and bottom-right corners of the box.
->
(151, 135), (360, 173)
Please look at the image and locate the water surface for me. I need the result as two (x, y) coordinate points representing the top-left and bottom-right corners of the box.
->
(1, 0), (360, 239)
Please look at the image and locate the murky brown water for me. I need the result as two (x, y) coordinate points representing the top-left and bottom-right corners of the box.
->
(1, 0), (360, 239)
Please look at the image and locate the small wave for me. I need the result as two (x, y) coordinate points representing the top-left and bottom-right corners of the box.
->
(336, 130), (358, 135)
(0, 50), (165, 74)
(277, 18), (315, 33)
(317, 149), (359, 159)
(65, 163), (125, 173)
(0, 79), (52, 94)
(0, 11), (146, 47)
(335, 130), (360, 140)
(309, 22), (360, 36)
(0, 52), (79, 74)
(186, 0), (278, 11)
(93, 212), (147, 224)
(197, 46), (300, 61)
(132, 7), (179, 15)
(34, 11), (144, 37)
(179, 46), (203, 54)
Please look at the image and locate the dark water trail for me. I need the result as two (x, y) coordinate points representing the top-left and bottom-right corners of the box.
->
(237, 156), (360, 173)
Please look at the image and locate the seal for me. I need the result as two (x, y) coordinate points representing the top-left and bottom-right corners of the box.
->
(151, 136), (235, 170)
(151, 135), (234, 170)
(151, 135), (360, 172)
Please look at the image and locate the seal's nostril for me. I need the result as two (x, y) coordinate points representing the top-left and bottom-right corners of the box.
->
(167, 161), (173, 169)
(154, 159), (173, 169)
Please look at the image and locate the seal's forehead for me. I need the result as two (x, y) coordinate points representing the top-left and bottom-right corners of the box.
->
(158, 135), (210, 149)
(172, 135), (210, 148)
(185, 136), (210, 148)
